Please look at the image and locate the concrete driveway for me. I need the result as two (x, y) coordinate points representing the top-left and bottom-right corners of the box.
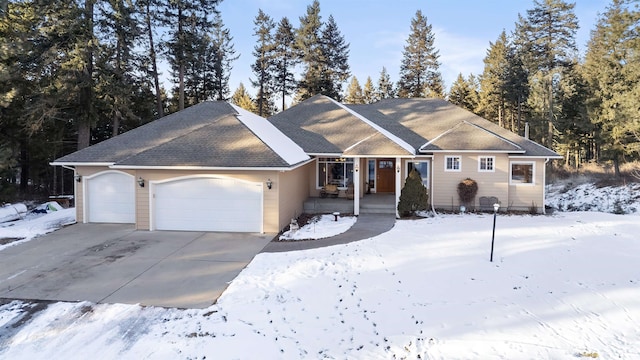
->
(0, 224), (274, 308)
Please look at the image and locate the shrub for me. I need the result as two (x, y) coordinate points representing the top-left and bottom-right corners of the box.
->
(398, 169), (429, 217)
(457, 178), (478, 207)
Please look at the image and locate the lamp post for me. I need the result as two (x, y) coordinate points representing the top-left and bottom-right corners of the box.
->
(490, 203), (500, 262)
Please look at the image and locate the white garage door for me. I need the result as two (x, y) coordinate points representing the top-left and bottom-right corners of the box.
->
(153, 177), (263, 232)
(87, 171), (135, 223)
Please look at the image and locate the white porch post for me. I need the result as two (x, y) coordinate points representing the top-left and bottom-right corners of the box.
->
(353, 158), (360, 215)
(395, 157), (401, 218)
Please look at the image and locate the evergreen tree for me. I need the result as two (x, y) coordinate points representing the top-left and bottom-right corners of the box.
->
(397, 168), (429, 217)
(296, 0), (324, 100)
(448, 73), (478, 113)
(139, 0), (164, 117)
(478, 31), (510, 128)
(251, 9), (276, 116)
(584, 0), (640, 174)
(231, 83), (257, 113)
(210, 12), (238, 101)
(362, 76), (375, 104)
(344, 76), (363, 104)
(515, 0), (579, 148)
(319, 14), (350, 100)
(376, 66), (395, 99)
(397, 10), (443, 98)
(272, 17), (298, 111)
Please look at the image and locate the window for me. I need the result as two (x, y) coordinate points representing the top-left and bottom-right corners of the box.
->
(445, 156), (461, 171)
(510, 162), (534, 184)
(317, 158), (354, 188)
(479, 156), (495, 172)
(368, 160), (376, 190)
(407, 161), (429, 188)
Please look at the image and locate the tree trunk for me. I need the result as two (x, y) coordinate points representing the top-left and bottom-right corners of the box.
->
(145, 0), (163, 118)
(19, 139), (29, 193)
(77, 0), (94, 150)
(178, 6), (185, 110)
(613, 155), (621, 178)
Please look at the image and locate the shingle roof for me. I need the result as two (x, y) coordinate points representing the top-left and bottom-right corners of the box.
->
(268, 95), (412, 155)
(366, 98), (560, 158)
(53, 101), (309, 168)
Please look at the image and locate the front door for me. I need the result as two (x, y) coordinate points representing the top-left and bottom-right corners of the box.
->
(376, 158), (395, 193)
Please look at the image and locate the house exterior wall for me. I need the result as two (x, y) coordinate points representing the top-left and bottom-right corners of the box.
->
(507, 158), (546, 212)
(278, 162), (312, 230)
(430, 153), (510, 211)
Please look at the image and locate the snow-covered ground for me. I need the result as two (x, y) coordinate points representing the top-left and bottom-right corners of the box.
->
(0, 202), (75, 251)
(1, 185), (639, 359)
(547, 182), (640, 214)
(279, 214), (357, 240)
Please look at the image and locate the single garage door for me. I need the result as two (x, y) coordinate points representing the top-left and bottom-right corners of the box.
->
(153, 177), (263, 232)
(86, 171), (135, 223)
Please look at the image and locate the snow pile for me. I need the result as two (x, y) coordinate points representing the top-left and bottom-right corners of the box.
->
(1, 212), (639, 359)
(547, 182), (640, 214)
(0, 203), (75, 251)
(279, 214), (356, 241)
(0, 203), (28, 223)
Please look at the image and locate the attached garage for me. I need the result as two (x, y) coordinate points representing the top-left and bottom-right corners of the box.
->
(152, 176), (263, 232)
(85, 171), (135, 223)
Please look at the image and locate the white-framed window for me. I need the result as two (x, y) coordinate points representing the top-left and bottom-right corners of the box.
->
(445, 156), (461, 172)
(317, 157), (354, 188)
(510, 161), (535, 184)
(478, 156), (495, 172)
(406, 160), (430, 188)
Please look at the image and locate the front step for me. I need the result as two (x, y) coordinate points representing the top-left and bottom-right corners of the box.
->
(360, 204), (396, 214)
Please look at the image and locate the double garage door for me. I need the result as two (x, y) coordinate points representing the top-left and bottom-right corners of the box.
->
(153, 177), (263, 232)
(86, 172), (263, 232)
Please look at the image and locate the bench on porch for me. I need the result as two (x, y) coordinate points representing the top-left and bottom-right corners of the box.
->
(320, 184), (340, 198)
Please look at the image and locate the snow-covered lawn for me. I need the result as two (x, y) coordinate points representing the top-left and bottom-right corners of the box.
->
(2, 211), (639, 359)
(279, 214), (357, 240)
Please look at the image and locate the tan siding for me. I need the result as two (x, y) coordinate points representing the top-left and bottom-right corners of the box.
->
(431, 154), (510, 211)
(278, 162), (312, 231)
(507, 159), (545, 212)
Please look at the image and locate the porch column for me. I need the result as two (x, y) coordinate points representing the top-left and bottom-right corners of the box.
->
(395, 157), (401, 218)
(353, 158), (360, 215)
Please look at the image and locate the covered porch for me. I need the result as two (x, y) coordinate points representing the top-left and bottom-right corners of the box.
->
(303, 193), (396, 215)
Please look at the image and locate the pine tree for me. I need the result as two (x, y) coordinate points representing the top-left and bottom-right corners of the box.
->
(397, 169), (429, 217)
(273, 17), (298, 111)
(362, 76), (375, 104)
(344, 76), (363, 104)
(319, 14), (350, 100)
(139, 0), (164, 118)
(584, 0), (640, 174)
(515, 0), (579, 148)
(211, 12), (238, 101)
(296, 0), (324, 100)
(376, 66), (395, 100)
(251, 9), (276, 116)
(448, 73), (478, 113)
(397, 10), (443, 98)
(231, 83), (257, 113)
(478, 31), (509, 128)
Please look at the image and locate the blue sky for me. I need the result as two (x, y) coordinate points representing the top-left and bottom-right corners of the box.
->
(217, 0), (608, 99)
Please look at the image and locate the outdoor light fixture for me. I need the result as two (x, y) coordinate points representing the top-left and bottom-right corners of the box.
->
(490, 203), (500, 262)
(75, 174), (82, 183)
(266, 179), (273, 190)
(396, 164), (401, 173)
(354, 163), (359, 172)
(137, 177), (145, 187)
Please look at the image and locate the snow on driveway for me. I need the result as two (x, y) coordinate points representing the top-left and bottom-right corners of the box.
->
(1, 211), (639, 359)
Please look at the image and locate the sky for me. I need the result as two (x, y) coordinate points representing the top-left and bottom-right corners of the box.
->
(215, 0), (608, 101)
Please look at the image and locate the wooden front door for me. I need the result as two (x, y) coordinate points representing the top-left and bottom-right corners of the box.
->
(376, 158), (395, 193)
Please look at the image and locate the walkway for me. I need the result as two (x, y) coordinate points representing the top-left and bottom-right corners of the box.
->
(261, 213), (396, 253)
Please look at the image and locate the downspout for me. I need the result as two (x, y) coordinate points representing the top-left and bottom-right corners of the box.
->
(430, 159), (438, 217)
